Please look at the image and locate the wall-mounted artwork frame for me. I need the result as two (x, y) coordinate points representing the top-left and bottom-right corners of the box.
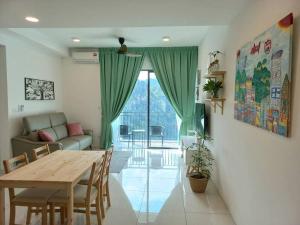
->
(25, 77), (55, 100)
(234, 13), (293, 137)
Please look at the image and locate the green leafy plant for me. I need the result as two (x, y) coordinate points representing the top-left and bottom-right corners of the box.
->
(203, 80), (223, 98)
(187, 131), (214, 179)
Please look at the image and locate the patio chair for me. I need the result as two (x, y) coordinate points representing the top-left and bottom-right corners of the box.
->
(119, 125), (132, 147)
(149, 125), (164, 147)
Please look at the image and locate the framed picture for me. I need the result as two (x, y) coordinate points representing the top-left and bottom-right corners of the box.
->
(234, 13), (293, 137)
(25, 78), (55, 100)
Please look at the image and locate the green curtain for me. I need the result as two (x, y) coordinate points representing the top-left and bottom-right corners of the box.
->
(99, 48), (145, 149)
(146, 47), (198, 136)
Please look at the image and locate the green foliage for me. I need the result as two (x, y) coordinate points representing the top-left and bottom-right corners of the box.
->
(203, 80), (223, 98)
(252, 59), (271, 103)
(187, 132), (214, 179)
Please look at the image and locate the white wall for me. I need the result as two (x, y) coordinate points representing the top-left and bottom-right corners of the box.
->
(0, 45), (9, 163)
(62, 58), (101, 147)
(0, 30), (63, 160)
(61, 56), (153, 148)
(199, 1), (300, 225)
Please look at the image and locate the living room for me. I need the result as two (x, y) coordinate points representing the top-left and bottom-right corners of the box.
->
(0, 0), (300, 225)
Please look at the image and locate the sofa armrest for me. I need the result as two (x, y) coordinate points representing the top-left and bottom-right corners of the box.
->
(83, 129), (93, 137)
(11, 136), (63, 161)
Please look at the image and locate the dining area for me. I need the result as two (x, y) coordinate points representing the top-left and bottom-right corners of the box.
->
(0, 146), (113, 225)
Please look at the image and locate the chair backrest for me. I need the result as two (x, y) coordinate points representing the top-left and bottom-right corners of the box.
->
(3, 153), (29, 200)
(32, 144), (51, 161)
(150, 126), (163, 135)
(104, 149), (113, 176)
(120, 125), (129, 136)
(86, 155), (106, 202)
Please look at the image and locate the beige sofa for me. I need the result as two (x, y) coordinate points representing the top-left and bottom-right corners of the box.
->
(11, 112), (93, 161)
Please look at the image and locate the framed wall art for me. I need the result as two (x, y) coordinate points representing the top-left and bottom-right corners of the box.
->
(234, 13), (293, 137)
(25, 78), (55, 100)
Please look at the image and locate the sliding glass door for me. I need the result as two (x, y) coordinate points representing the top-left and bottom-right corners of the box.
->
(112, 70), (179, 149)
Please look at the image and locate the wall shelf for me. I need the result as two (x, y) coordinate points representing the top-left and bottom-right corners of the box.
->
(203, 70), (226, 79)
(204, 98), (226, 114)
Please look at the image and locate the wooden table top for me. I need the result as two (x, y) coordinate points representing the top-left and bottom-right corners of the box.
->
(0, 150), (105, 186)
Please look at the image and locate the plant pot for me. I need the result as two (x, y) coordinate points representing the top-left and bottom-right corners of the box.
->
(188, 174), (208, 193)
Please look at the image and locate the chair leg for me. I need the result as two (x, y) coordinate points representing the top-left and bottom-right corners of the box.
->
(49, 204), (55, 225)
(85, 205), (91, 225)
(9, 204), (16, 225)
(35, 207), (40, 215)
(100, 186), (105, 218)
(96, 194), (102, 225)
(106, 181), (111, 208)
(60, 206), (65, 225)
(41, 206), (48, 225)
(26, 207), (32, 225)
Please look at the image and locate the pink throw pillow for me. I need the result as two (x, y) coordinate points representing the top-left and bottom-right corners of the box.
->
(38, 130), (54, 142)
(67, 123), (84, 136)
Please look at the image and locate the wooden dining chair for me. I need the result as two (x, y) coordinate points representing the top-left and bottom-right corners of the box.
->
(49, 155), (105, 225)
(78, 149), (113, 219)
(32, 144), (51, 161)
(101, 149), (113, 216)
(3, 152), (55, 225)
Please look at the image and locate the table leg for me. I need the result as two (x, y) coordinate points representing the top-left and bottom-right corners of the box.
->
(0, 187), (5, 225)
(66, 184), (74, 225)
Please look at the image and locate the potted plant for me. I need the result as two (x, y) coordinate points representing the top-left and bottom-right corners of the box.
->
(203, 79), (223, 98)
(187, 132), (214, 193)
(208, 50), (223, 73)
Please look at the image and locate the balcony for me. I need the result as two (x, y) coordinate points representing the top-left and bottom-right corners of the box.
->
(112, 112), (179, 149)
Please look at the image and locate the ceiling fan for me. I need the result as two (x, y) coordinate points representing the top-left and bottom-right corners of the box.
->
(117, 37), (142, 57)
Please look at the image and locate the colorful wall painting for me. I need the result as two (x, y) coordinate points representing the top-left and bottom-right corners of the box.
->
(234, 13), (293, 137)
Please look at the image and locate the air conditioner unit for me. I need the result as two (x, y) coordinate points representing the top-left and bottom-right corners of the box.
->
(71, 49), (99, 64)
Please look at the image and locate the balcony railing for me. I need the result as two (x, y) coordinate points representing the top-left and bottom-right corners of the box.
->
(118, 112), (179, 141)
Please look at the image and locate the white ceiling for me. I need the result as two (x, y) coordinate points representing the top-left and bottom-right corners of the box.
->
(8, 26), (210, 56)
(0, 0), (251, 56)
(0, 0), (250, 27)
(19, 27), (209, 47)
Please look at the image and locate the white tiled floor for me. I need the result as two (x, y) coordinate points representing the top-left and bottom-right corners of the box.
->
(5, 148), (236, 225)
(103, 148), (236, 225)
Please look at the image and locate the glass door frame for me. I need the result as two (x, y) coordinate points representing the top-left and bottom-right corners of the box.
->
(144, 70), (178, 149)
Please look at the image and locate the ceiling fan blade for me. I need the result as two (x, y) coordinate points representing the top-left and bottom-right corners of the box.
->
(126, 52), (142, 57)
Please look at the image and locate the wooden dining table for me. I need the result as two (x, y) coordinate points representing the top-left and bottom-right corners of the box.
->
(0, 150), (105, 225)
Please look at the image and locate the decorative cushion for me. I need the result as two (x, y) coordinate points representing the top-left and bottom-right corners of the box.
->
(67, 123), (84, 136)
(40, 128), (58, 141)
(38, 130), (55, 142)
(53, 125), (68, 140)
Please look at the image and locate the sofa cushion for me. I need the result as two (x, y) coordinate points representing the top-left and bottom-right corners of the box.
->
(38, 130), (55, 142)
(23, 114), (51, 133)
(53, 125), (68, 140)
(67, 123), (84, 136)
(40, 128), (58, 141)
(50, 113), (67, 127)
(59, 137), (80, 150)
(70, 135), (92, 149)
